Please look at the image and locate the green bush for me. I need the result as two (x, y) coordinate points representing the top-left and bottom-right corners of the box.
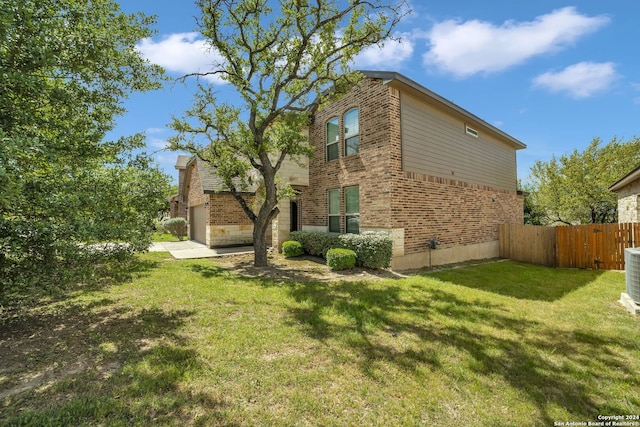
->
(282, 240), (304, 258)
(160, 217), (187, 241)
(290, 230), (393, 269)
(338, 232), (393, 269)
(290, 231), (340, 257)
(326, 248), (356, 271)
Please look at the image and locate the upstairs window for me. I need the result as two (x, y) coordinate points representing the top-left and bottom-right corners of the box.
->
(344, 108), (359, 156)
(326, 117), (339, 161)
(465, 125), (478, 138)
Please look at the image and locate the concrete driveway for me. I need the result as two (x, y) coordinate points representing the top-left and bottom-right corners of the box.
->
(149, 240), (254, 260)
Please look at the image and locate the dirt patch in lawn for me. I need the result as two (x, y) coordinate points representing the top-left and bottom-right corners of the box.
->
(215, 252), (406, 282)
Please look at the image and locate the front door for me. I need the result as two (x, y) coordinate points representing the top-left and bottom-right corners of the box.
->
(290, 201), (299, 232)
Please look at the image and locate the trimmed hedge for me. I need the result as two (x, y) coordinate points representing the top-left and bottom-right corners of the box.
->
(338, 232), (392, 269)
(282, 240), (304, 258)
(290, 230), (392, 269)
(289, 231), (340, 257)
(326, 248), (356, 271)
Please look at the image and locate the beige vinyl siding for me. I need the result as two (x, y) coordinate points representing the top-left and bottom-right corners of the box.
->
(401, 92), (517, 191)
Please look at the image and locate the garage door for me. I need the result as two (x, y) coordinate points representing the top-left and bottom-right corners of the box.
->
(190, 204), (206, 244)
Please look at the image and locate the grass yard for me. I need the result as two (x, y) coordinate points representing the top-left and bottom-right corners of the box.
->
(1, 255), (638, 426)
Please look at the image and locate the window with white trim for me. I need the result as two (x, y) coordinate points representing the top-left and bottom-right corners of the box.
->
(328, 188), (340, 232)
(344, 108), (359, 156)
(326, 117), (339, 161)
(344, 186), (359, 234)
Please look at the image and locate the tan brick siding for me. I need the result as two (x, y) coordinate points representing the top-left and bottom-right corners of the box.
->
(391, 171), (523, 253)
(303, 78), (394, 231)
(208, 194), (255, 226)
(187, 163), (206, 208)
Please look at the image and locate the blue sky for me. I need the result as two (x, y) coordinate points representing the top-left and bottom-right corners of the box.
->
(111, 1), (640, 185)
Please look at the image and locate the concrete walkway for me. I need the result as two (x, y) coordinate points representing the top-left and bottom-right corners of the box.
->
(149, 240), (254, 260)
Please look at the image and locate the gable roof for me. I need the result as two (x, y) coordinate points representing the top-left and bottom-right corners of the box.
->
(175, 155), (191, 169)
(359, 70), (527, 150)
(182, 156), (258, 199)
(609, 164), (640, 192)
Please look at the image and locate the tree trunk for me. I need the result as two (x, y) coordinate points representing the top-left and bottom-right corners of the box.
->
(253, 216), (270, 267)
(252, 160), (279, 267)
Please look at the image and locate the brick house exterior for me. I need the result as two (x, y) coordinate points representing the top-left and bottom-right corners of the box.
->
(173, 71), (526, 269)
(609, 165), (640, 223)
(175, 150), (308, 248)
(301, 71), (526, 269)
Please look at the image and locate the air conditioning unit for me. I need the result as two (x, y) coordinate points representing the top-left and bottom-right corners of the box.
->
(624, 248), (640, 304)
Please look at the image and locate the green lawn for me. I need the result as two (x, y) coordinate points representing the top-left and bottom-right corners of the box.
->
(1, 255), (638, 426)
(151, 232), (182, 242)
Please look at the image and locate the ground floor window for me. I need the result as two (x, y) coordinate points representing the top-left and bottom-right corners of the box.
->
(328, 188), (340, 232)
(344, 186), (359, 234)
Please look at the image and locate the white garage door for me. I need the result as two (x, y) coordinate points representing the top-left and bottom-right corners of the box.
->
(190, 204), (206, 244)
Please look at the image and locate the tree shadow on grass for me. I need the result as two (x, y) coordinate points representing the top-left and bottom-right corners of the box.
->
(271, 275), (639, 424)
(422, 260), (605, 301)
(0, 297), (236, 425)
(1, 254), (160, 313)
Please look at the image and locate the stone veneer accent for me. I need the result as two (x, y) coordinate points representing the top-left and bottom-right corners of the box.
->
(302, 77), (524, 269)
(616, 180), (640, 223)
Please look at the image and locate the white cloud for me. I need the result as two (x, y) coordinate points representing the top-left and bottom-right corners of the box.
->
(354, 33), (414, 68)
(137, 32), (226, 84)
(145, 127), (167, 135)
(147, 137), (169, 151)
(423, 7), (610, 78)
(533, 61), (618, 98)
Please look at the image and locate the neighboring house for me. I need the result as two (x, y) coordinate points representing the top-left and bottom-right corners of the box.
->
(174, 70), (527, 269)
(609, 165), (640, 223)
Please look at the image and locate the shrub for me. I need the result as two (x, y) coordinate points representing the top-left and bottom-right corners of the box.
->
(282, 240), (304, 258)
(160, 217), (187, 241)
(290, 230), (393, 269)
(338, 232), (392, 269)
(326, 248), (356, 271)
(290, 231), (340, 257)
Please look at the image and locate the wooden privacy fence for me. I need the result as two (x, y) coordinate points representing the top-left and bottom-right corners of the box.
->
(499, 223), (640, 270)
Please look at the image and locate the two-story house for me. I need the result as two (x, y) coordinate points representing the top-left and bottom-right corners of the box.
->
(298, 71), (526, 269)
(173, 70), (526, 269)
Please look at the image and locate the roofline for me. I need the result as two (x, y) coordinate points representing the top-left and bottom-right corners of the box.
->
(359, 70), (527, 150)
(609, 164), (640, 192)
(182, 156), (257, 198)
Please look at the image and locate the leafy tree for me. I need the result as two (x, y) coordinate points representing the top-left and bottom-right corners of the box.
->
(0, 0), (168, 296)
(169, 0), (407, 267)
(519, 180), (546, 226)
(528, 137), (640, 225)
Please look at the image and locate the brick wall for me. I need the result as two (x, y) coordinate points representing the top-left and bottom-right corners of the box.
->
(187, 163), (206, 208)
(175, 167), (188, 219)
(303, 78), (394, 231)
(391, 171), (523, 253)
(208, 194), (255, 226)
